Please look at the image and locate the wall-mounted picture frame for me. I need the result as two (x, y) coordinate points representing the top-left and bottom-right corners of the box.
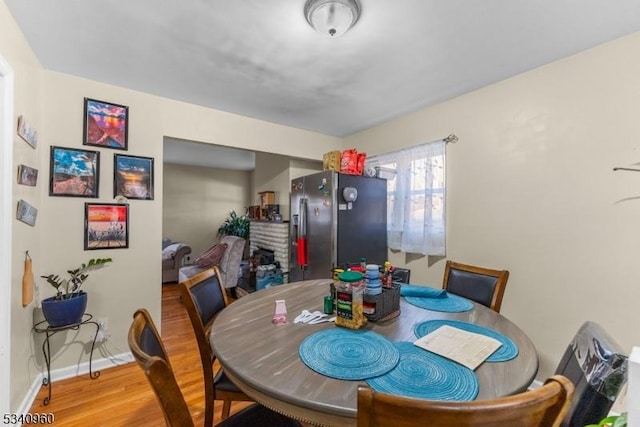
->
(17, 115), (38, 148)
(114, 154), (154, 200)
(84, 203), (129, 250)
(49, 146), (100, 198)
(17, 164), (38, 186)
(16, 200), (38, 226)
(83, 98), (129, 150)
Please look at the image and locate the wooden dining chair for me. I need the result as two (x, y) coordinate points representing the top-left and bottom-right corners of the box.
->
(128, 308), (194, 427)
(178, 267), (252, 426)
(128, 308), (303, 427)
(554, 321), (628, 427)
(442, 260), (509, 312)
(357, 375), (574, 427)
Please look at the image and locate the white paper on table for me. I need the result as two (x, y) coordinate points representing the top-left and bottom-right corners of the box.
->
(413, 325), (502, 370)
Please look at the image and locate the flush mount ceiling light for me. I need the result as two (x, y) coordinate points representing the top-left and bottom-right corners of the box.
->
(304, 0), (361, 37)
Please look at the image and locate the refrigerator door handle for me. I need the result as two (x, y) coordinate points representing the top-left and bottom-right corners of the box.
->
(299, 198), (307, 237)
(297, 198), (308, 267)
(292, 214), (299, 242)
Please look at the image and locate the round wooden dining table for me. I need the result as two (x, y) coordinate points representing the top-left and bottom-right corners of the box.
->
(210, 279), (539, 427)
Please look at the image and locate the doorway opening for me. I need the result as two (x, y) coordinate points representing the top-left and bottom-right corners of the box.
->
(0, 54), (15, 413)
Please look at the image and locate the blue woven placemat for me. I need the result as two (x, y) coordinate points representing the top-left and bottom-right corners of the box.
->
(298, 328), (400, 380)
(400, 284), (447, 298)
(404, 293), (474, 312)
(366, 341), (478, 401)
(414, 319), (519, 362)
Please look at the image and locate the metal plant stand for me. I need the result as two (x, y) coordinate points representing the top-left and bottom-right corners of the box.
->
(32, 313), (101, 405)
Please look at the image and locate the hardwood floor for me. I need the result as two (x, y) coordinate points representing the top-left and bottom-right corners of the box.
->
(28, 284), (252, 426)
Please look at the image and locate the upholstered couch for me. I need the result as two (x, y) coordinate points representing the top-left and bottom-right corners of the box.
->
(179, 235), (246, 289)
(162, 242), (192, 283)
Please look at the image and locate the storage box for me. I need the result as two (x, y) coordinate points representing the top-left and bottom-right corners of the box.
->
(259, 191), (275, 207)
(362, 283), (401, 322)
(323, 151), (341, 171)
(256, 273), (283, 290)
(330, 281), (399, 322)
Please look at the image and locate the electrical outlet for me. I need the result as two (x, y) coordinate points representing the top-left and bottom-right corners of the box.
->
(95, 317), (110, 342)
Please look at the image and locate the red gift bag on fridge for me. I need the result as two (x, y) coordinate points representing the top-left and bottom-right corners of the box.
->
(340, 149), (366, 175)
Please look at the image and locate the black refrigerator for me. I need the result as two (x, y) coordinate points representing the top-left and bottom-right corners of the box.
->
(289, 171), (387, 282)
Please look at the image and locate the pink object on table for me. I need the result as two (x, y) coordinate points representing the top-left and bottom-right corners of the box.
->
(272, 299), (287, 325)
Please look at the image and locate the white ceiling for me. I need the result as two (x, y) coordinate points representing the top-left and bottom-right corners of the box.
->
(6, 0), (640, 166)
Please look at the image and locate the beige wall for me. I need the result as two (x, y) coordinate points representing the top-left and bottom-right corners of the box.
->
(37, 72), (166, 387)
(1, 0), (341, 412)
(163, 163), (251, 257)
(289, 158), (323, 180)
(32, 71), (336, 408)
(253, 152), (294, 219)
(346, 32), (640, 380)
(1, 0), (44, 412)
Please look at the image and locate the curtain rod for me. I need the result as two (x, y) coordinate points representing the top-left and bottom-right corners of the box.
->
(443, 134), (458, 144)
(613, 167), (640, 172)
(368, 133), (458, 163)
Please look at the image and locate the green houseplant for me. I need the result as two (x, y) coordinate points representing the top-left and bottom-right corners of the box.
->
(40, 258), (112, 327)
(217, 210), (250, 240)
(586, 412), (627, 427)
(217, 210), (250, 259)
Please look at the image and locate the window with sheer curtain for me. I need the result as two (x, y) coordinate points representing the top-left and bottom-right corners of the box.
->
(366, 140), (446, 256)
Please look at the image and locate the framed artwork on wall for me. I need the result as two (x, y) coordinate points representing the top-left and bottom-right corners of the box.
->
(17, 164), (38, 186)
(83, 98), (129, 150)
(17, 115), (38, 148)
(84, 203), (129, 250)
(114, 154), (154, 200)
(16, 199), (38, 226)
(49, 146), (100, 198)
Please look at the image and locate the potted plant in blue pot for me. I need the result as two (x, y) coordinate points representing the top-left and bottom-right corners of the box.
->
(40, 258), (112, 328)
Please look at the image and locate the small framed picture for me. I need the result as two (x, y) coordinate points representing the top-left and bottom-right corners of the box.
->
(114, 154), (154, 200)
(84, 203), (129, 250)
(16, 200), (38, 226)
(17, 115), (38, 148)
(83, 98), (129, 150)
(49, 146), (100, 197)
(17, 164), (38, 186)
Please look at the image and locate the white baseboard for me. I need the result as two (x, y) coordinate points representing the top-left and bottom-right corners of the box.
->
(16, 352), (133, 419)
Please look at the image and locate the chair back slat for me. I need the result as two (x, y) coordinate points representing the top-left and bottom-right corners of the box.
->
(128, 308), (194, 427)
(179, 266), (227, 353)
(447, 269), (498, 308)
(443, 260), (509, 312)
(179, 266), (230, 427)
(139, 323), (166, 360)
(190, 275), (227, 327)
(357, 375), (574, 427)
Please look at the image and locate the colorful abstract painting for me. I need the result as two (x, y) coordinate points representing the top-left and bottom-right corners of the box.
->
(49, 146), (100, 197)
(83, 98), (128, 150)
(114, 154), (154, 200)
(85, 203), (129, 249)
